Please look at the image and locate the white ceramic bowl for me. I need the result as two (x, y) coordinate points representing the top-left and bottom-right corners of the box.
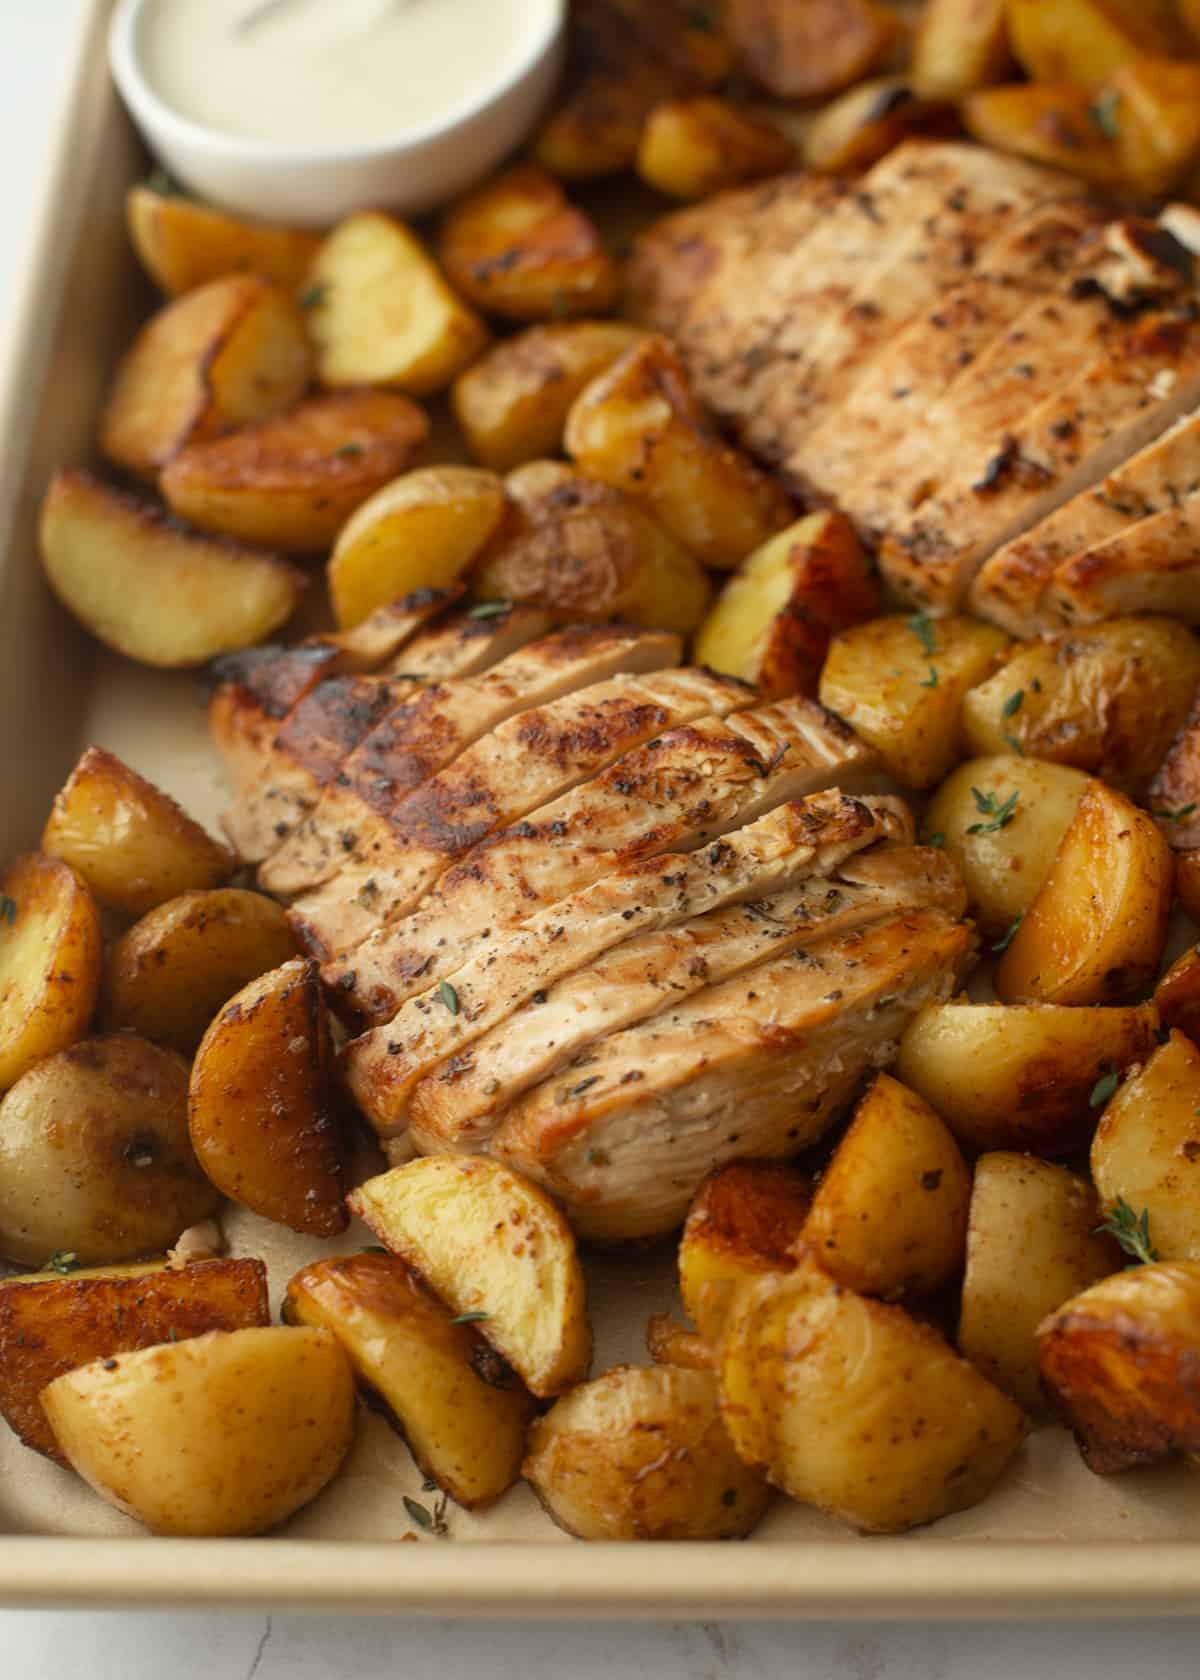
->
(108, 0), (566, 227)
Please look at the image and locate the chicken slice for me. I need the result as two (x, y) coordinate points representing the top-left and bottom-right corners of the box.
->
(1048, 497), (1200, 625)
(492, 907), (974, 1241)
(322, 696), (878, 1025)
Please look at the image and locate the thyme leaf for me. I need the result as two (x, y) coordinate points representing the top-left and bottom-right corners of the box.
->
(907, 610), (937, 656)
(0, 895), (16, 926)
(42, 1250), (79, 1274)
(1002, 689), (1024, 719)
(926, 831), (945, 848)
(920, 666), (939, 689)
(992, 915), (1023, 953)
(1089, 1070), (1120, 1108)
(438, 980), (460, 1015)
(1096, 1195), (1158, 1267)
(299, 283), (326, 310)
(468, 600), (511, 619)
(1155, 804), (1197, 823)
(966, 787), (1019, 835)
(450, 1311), (490, 1324)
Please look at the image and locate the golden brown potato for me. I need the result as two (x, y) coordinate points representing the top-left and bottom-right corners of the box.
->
(451, 322), (644, 472)
(348, 1155), (591, 1398)
(637, 97), (794, 200)
(160, 389), (431, 554)
(1008, 0), (1179, 87)
(327, 464), (507, 628)
(693, 511), (881, 699)
(565, 334), (794, 569)
(912, 0), (1012, 99)
(645, 1314), (714, 1371)
(727, 0), (900, 98)
(1155, 944), (1200, 1043)
(819, 613), (1009, 790)
(284, 1251), (535, 1507)
(103, 888), (299, 1054)
(963, 621), (1200, 797)
(718, 1259), (1027, 1533)
(524, 1364), (770, 1540)
(1179, 850), (1200, 924)
(802, 80), (947, 175)
(1149, 690), (1200, 853)
(534, 48), (679, 180)
(99, 274), (311, 480)
(1037, 1261), (1200, 1472)
(42, 1326), (355, 1535)
(0, 1258), (269, 1461)
(679, 1161), (812, 1342)
(473, 459), (711, 635)
(188, 959), (344, 1237)
(42, 745), (233, 917)
(39, 470), (306, 669)
(958, 1154), (1117, 1414)
(438, 165), (617, 323)
(895, 998), (1160, 1156)
(922, 756), (1090, 940)
(1109, 59), (1200, 196)
(0, 1035), (217, 1268)
(1091, 1031), (1200, 1262)
(126, 185), (323, 297)
(0, 853), (101, 1092)
(306, 212), (488, 395)
(802, 1074), (971, 1299)
(995, 783), (1172, 1006)
(963, 84), (1127, 187)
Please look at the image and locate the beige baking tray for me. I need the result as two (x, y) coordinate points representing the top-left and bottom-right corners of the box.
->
(4, 0), (1200, 1618)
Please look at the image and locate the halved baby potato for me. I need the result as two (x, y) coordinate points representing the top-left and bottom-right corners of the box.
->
(637, 97), (794, 200)
(963, 84), (1127, 186)
(802, 79), (945, 175)
(126, 184), (323, 297)
(40, 470), (305, 668)
(0, 853), (101, 1091)
(349, 1155), (591, 1398)
(1091, 1030), (1200, 1262)
(1155, 944), (1200, 1043)
(726, 0), (900, 98)
(678, 1161), (812, 1342)
(912, 0), (1012, 99)
(1007, 0), (1179, 87)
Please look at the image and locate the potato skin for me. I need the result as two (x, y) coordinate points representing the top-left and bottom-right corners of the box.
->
(637, 97), (794, 200)
(126, 185), (322, 297)
(1155, 944), (1200, 1044)
(0, 853), (101, 1091)
(727, 0), (899, 98)
(1091, 1031), (1200, 1262)
(679, 1161), (812, 1341)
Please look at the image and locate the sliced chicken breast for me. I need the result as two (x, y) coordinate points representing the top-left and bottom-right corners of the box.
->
(1049, 497), (1200, 625)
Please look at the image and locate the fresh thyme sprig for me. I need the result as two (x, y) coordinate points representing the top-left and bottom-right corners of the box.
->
(908, 610), (937, 656)
(966, 787), (1019, 835)
(1096, 1196), (1158, 1267)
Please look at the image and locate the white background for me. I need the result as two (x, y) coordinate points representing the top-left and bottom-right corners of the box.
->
(2, 3), (1200, 1672)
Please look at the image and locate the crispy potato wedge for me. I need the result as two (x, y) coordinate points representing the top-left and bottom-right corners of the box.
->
(348, 1155), (591, 1398)
(645, 1314), (714, 1372)
(160, 389), (430, 554)
(40, 470), (305, 669)
(963, 84), (1127, 187)
(1037, 1261), (1200, 1472)
(565, 335), (794, 569)
(1092, 1031), (1200, 1262)
(451, 322), (644, 472)
(895, 999), (1160, 1155)
(0, 1034), (217, 1268)
(524, 1364), (769, 1540)
(189, 959), (344, 1237)
(923, 756), (1090, 939)
(963, 620), (1200, 797)
(912, 0), (1012, 99)
(693, 511), (880, 699)
(637, 97), (794, 200)
(306, 212), (488, 395)
(0, 853), (101, 1092)
(819, 613), (1009, 790)
(328, 464), (507, 628)
(99, 274), (311, 479)
(534, 51), (679, 181)
(1109, 58), (1200, 197)
(0, 1258), (269, 1461)
(802, 1074), (971, 1299)
(727, 0), (900, 98)
(103, 888), (299, 1054)
(959, 1154), (1116, 1414)
(284, 1251), (535, 1507)
(1008, 0), (1179, 87)
(42, 1326), (355, 1535)
(126, 185), (322, 297)
(472, 459), (711, 634)
(679, 1161), (812, 1343)
(718, 1259), (1027, 1533)
(802, 79), (948, 175)
(1155, 944), (1200, 1043)
(42, 744), (233, 916)
(995, 783), (1172, 1006)
(1179, 851), (1200, 924)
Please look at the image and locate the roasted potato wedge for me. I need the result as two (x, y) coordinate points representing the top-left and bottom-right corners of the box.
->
(895, 999), (1160, 1155)
(1155, 944), (1200, 1043)
(958, 1154), (1117, 1414)
(349, 1155), (591, 1398)
(1008, 0), (1179, 87)
(962, 619), (1200, 795)
(802, 1074), (971, 1299)
(189, 959), (344, 1237)
(103, 888), (299, 1054)
(679, 1161), (812, 1342)
(284, 1251), (535, 1507)
(637, 97), (794, 200)
(1092, 1031), (1200, 1262)
(160, 389), (430, 554)
(306, 211), (488, 395)
(0, 853), (101, 1092)
(99, 274), (311, 479)
(995, 783), (1172, 1006)
(0, 1034), (217, 1268)
(327, 464), (507, 628)
(1038, 1261), (1200, 1472)
(1108, 59), (1200, 197)
(565, 335), (794, 569)
(473, 460), (711, 635)
(819, 613), (1009, 789)
(42, 744), (233, 916)
(0, 1258), (269, 1461)
(922, 756), (1090, 939)
(693, 511), (880, 699)
(912, 0), (1011, 99)
(718, 1260), (1027, 1533)
(126, 184), (322, 297)
(645, 1315), (714, 1372)
(40, 470), (305, 669)
(963, 84), (1126, 186)
(524, 1364), (769, 1540)
(802, 79), (947, 175)
(42, 1326), (355, 1535)
(726, 0), (900, 99)
(451, 322), (644, 472)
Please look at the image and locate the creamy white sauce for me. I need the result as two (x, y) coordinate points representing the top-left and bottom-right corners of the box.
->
(139, 0), (555, 147)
